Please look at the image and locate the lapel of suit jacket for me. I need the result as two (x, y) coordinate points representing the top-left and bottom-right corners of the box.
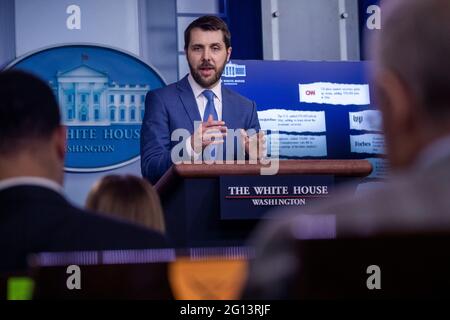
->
(221, 85), (234, 126)
(177, 76), (202, 128)
(221, 85), (239, 160)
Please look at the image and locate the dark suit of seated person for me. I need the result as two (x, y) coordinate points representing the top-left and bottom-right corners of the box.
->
(0, 70), (168, 273)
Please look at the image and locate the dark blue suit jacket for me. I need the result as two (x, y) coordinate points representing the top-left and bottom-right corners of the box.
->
(140, 75), (261, 184)
(0, 185), (168, 273)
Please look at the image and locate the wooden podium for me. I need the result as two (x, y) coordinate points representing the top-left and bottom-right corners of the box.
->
(156, 160), (372, 247)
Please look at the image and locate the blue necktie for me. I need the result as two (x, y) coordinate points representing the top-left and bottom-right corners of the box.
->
(202, 90), (218, 159)
(202, 90), (218, 121)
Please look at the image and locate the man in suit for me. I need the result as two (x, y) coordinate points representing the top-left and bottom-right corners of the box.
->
(141, 15), (263, 185)
(243, 0), (450, 299)
(0, 70), (168, 273)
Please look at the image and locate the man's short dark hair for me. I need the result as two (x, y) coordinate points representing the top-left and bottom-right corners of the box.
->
(184, 15), (231, 50)
(0, 69), (61, 154)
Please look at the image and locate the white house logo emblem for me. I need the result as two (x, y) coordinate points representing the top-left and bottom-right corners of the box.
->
(8, 45), (166, 172)
(222, 61), (246, 78)
(222, 61), (247, 87)
(55, 65), (149, 127)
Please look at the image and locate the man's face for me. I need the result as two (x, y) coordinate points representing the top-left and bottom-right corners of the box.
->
(186, 28), (232, 88)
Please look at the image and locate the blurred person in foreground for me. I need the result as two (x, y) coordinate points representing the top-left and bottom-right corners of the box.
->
(0, 70), (167, 273)
(86, 174), (165, 234)
(243, 0), (450, 299)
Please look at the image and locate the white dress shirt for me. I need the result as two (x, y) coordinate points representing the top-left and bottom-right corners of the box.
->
(185, 74), (223, 159)
(187, 73), (223, 121)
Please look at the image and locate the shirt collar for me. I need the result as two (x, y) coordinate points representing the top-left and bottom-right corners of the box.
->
(0, 176), (64, 195)
(187, 73), (222, 102)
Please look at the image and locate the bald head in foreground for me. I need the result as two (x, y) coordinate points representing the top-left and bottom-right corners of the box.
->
(243, 0), (450, 299)
(0, 70), (167, 273)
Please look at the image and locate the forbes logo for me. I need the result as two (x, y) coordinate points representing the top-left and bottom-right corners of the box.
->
(9, 45), (165, 172)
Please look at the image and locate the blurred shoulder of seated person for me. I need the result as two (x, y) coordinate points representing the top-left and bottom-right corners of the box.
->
(243, 0), (450, 299)
(86, 174), (165, 234)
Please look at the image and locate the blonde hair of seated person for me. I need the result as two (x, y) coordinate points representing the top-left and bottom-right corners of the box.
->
(86, 174), (165, 234)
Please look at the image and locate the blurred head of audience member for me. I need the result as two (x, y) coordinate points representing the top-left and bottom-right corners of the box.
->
(0, 70), (65, 183)
(86, 175), (165, 233)
(242, 0), (450, 299)
(371, 0), (450, 171)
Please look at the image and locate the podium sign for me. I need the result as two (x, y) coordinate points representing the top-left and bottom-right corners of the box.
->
(220, 175), (334, 220)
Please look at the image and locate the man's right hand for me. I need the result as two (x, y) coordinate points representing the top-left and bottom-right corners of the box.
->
(190, 115), (227, 154)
